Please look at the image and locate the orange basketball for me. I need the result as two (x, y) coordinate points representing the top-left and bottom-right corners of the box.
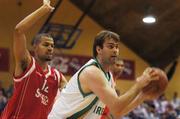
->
(142, 68), (168, 99)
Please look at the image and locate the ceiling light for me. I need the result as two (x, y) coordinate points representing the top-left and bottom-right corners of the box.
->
(142, 16), (156, 24)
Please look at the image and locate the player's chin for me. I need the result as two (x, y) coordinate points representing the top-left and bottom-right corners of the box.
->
(45, 56), (52, 61)
(110, 57), (117, 62)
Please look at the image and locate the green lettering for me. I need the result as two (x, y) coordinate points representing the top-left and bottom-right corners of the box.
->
(96, 106), (102, 115)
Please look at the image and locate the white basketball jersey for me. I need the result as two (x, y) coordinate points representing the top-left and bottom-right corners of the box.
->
(48, 59), (115, 119)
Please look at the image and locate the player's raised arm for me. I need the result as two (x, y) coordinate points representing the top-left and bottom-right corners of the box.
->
(13, 0), (54, 76)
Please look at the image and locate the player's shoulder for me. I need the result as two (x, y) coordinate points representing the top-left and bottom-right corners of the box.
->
(80, 65), (104, 80)
(84, 65), (102, 73)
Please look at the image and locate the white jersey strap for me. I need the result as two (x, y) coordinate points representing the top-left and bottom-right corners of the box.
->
(45, 65), (52, 79)
(54, 69), (61, 83)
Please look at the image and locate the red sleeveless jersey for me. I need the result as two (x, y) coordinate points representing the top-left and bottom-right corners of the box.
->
(1, 57), (62, 119)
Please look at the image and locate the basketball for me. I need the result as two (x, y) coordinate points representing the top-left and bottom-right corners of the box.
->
(142, 68), (168, 99)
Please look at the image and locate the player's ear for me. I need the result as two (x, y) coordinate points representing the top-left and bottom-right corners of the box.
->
(32, 43), (38, 51)
(96, 46), (102, 54)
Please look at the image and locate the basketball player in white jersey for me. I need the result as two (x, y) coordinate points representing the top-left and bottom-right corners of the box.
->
(48, 30), (161, 119)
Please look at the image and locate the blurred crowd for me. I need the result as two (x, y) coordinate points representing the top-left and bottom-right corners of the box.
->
(123, 93), (180, 119)
(0, 81), (13, 115)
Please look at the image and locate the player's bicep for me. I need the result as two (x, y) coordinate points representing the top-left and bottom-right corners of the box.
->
(82, 67), (118, 106)
(13, 29), (31, 76)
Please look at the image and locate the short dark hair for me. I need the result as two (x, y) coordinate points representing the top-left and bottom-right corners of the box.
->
(93, 30), (120, 57)
(32, 33), (53, 45)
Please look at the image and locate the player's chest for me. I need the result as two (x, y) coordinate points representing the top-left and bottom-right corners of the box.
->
(30, 69), (57, 89)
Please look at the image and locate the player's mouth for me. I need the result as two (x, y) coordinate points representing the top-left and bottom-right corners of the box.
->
(46, 52), (53, 57)
(111, 56), (118, 60)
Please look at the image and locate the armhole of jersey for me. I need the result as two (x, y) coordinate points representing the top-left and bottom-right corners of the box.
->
(54, 69), (61, 84)
(13, 57), (36, 82)
(77, 62), (98, 98)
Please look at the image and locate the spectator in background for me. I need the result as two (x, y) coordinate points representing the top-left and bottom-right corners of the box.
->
(171, 91), (180, 118)
(6, 84), (13, 99)
(0, 89), (7, 115)
(171, 92), (180, 109)
(164, 103), (177, 119)
(0, 81), (7, 98)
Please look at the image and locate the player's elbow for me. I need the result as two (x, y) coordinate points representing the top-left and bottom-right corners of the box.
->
(110, 110), (124, 118)
(14, 26), (22, 34)
(14, 23), (25, 34)
(110, 103), (125, 117)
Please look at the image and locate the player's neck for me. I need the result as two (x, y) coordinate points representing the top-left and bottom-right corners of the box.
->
(96, 57), (110, 73)
(35, 57), (48, 71)
(40, 63), (48, 71)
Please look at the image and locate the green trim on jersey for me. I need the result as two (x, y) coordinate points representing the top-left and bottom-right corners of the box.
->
(77, 63), (97, 97)
(67, 97), (99, 119)
(94, 58), (111, 81)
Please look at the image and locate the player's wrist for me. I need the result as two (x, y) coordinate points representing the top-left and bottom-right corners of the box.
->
(135, 75), (147, 90)
(42, 4), (53, 12)
(131, 83), (142, 95)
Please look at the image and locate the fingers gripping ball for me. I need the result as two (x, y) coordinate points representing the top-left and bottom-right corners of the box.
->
(142, 68), (168, 99)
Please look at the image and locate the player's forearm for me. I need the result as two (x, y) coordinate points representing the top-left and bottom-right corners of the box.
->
(15, 5), (51, 33)
(118, 92), (144, 116)
(112, 83), (141, 117)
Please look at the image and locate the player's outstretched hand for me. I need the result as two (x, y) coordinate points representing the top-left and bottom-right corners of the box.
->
(43, 0), (54, 12)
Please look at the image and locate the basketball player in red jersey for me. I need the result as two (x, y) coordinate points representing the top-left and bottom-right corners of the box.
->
(1, 0), (67, 119)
